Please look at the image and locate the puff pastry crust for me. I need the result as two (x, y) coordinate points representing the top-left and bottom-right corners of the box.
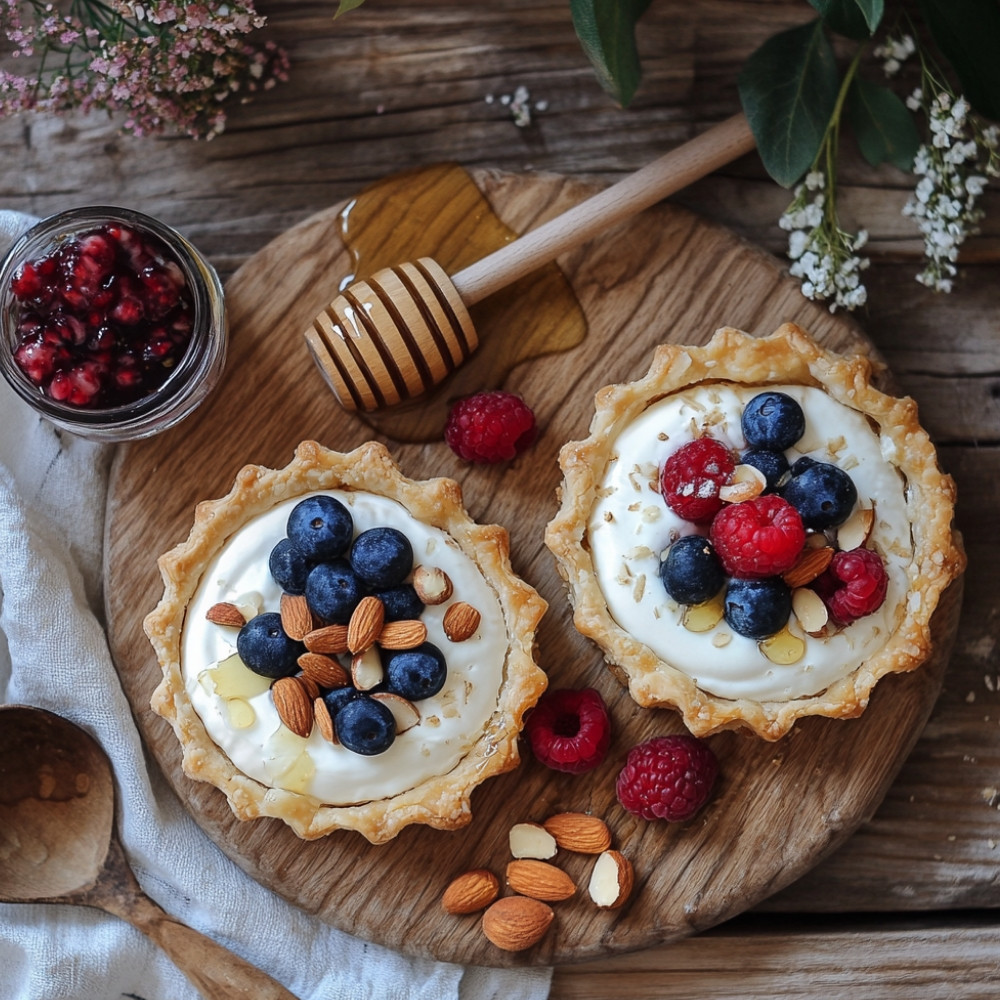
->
(146, 439), (547, 842)
(545, 324), (965, 741)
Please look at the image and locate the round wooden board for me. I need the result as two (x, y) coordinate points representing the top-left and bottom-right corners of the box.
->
(104, 168), (961, 967)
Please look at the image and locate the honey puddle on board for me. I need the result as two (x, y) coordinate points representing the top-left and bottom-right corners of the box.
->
(335, 163), (587, 443)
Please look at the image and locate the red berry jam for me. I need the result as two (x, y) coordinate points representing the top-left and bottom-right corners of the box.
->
(7, 221), (196, 409)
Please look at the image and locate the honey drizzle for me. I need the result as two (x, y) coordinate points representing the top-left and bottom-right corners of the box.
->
(336, 163), (588, 442)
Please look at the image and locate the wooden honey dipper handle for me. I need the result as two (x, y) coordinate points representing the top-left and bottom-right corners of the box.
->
(451, 112), (755, 305)
(306, 113), (756, 412)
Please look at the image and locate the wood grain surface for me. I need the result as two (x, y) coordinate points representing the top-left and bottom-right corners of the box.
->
(6, 0), (998, 991)
(104, 167), (961, 966)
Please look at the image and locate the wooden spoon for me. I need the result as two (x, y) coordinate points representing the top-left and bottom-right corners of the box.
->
(0, 705), (298, 1000)
(305, 111), (756, 412)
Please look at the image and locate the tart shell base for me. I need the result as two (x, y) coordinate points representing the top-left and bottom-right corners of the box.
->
(145, 440), (547, 842)
(545, 324), (966, 741)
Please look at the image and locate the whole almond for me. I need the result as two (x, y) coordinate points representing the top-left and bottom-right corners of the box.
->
(542, 813), (612, 854)
(378, 619), (427, 650)
(587, 850), (634, 909)
(298, 651), (350, 689)
(297, 673), (321, 702)
(441, 869), (500, 914)
(481, 896), (554, 952)
(205, 602), (246, 627)
(348, 595), (385, 654)
(303, 624), (349, 655)
(271, 676), (313, 738)
(443, 602), (481, 642)
(314, 697), (336, 743)
(505, 859), (575, 902)
(413, 564), (453, 605)
(280, 593), (314, 641)
(782, 545), (834, 588)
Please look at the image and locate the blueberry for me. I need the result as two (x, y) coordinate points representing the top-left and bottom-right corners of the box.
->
(383, 642), (447, 700)
(236, 612), (304, 678)
(659, 535), (725, 605)
(742, 392), (806, 451)
(350, 527), (413, 588)
(286, 495), (353, 561)
(305, 559), (364, 624)
(741, 448), (790, 492)
(723, 578), (792, 639)
(335, 696), (396, 755)
(322, 685), (365, 717)
(268, 538), (312, 595)
(374, 583), (424, 622)
(781, 459), (858, 530)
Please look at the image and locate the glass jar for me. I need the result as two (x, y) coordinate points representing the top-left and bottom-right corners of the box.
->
(0, 206), (227, 442)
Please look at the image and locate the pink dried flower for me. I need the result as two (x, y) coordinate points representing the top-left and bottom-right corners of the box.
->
(0, 0), (289, 138)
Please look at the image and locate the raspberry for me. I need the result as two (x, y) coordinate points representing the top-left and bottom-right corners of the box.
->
(813, 548), (888, 625)
(616, 734), (719, 822)
(660, 438), (735, 523)
(709, 494), (805, 578)
(525, 688), (611, 774)
(444, 390), (537, 463)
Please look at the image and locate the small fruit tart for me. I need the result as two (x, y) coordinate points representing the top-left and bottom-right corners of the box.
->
(545, 324), (965, 741)
(145, 440), (547, 842)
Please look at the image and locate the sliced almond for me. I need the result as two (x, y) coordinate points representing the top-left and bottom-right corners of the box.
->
(371, 691), (420, 732)
(782, 545), (834, 588)
(509, 822), (558, 860)
(719, 463), (767, 503)
(792, 586), (830, 635)
(205, 602), (247, 627)
(412, 564), (453, 605)
(303, 623), (349, 655)
(505, 859), (576, 902)
(442, 869), (500, 915)
(271, 676), (313, 738)
(481, 896), (554, 952)
(314, 696), (336, 743)
(443, 601), (481, 642)
(279, 593), (313, 641)
(542, 813), (612, 854)
(351, 646), (384, 691)
(298, 651), (350, 690)
(837, 504), (875, 552)
(588, 850), (634, 909)
(348, 595), (385, 654)
(378, 619), (428, 650)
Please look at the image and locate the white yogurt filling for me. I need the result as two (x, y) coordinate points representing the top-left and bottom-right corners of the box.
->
(588, 384), (913, 702)
(181, 491), (507, 805)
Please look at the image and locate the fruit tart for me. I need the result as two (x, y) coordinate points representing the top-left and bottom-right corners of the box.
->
(545, 324), (965, 741)
(146, 440), (547, 842)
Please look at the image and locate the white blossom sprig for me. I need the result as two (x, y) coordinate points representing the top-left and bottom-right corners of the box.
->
(895, 40), (1000, 293)
(778, 50), (871, 312)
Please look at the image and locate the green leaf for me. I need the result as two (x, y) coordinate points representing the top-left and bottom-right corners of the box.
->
(846, 76), (921, 170)
(570, 0), (654, 107)
(738, 19), (840, 187)
(917, 0), (1000, 122)
(807, 0), (884, 39)
(333, 0), (367, 18)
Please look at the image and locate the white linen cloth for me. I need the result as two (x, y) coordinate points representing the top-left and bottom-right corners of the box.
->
(0, 210), (553, 1000)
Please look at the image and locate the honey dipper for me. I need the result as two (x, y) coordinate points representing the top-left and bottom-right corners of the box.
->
(305, 112), (755, 412)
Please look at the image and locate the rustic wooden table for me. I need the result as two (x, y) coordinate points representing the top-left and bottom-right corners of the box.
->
(3, 1), (997, 995)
